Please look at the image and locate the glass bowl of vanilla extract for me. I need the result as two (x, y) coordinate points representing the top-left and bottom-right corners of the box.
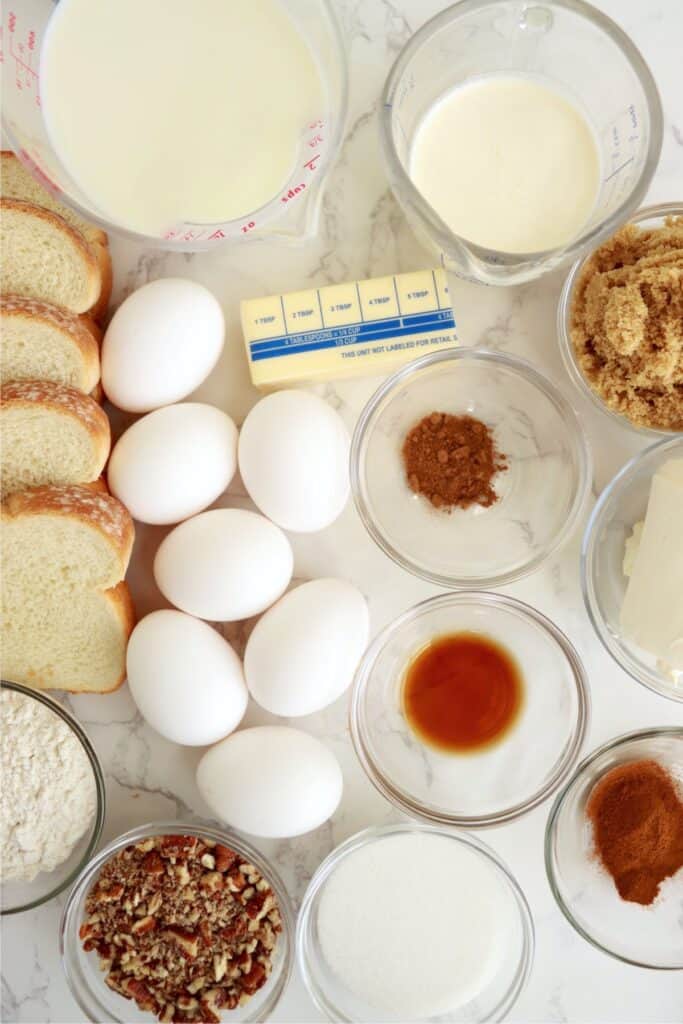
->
(350, 591), (590, 828)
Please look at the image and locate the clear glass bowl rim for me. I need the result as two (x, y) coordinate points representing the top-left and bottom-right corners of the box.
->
(1, 679), (106, 916)
(544, 725), (683, 969)
(296, 820), (535, 1023)
(60, 820), (296, 1023)
(379, 0), (663, 266)
(557, 202), (683, 439)
(350, 590), (591, 828)
(350, 347), (592, 588)
(581, 434), (683, 703)
(1, 0), (348, 251)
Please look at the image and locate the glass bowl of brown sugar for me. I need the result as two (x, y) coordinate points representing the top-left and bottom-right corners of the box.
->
(545, 728), (683, 969)
(350, 348), (591, 587)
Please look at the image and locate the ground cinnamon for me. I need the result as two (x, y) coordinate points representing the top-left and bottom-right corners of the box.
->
(586, 759), (683, 906)
(402, 412), (507, 511)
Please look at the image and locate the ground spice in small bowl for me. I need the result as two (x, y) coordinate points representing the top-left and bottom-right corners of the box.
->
(401, 411), (507, 511)
(586, 759), (683, 906)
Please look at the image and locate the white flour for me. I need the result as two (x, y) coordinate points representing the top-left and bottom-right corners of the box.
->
(1, 689), (96, 882)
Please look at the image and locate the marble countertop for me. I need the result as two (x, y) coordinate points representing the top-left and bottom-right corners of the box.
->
(3, 0), (682, 1021)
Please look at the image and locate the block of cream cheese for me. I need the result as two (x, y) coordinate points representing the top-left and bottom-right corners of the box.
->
(620, 458), (683, 670)
(241, 268), (457, 388)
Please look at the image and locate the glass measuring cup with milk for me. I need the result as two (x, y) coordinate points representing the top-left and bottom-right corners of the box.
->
(380, 0), (662, 285)
(1, 0), (347, 249)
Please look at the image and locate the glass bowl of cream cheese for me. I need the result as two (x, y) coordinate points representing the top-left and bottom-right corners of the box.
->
(1, 680), (105, 915)
(582, 437), (683, 702)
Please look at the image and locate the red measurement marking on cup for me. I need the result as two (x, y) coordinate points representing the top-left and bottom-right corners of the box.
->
(164, 119), (328, 244)
(6, 11), (41, 105)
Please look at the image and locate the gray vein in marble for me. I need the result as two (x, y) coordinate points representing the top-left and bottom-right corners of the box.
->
(106, 770), (197, 821)
(1, 946), (51, 1024)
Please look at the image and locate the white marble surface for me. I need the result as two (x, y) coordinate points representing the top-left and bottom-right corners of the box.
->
(3, 1), (683, 1021)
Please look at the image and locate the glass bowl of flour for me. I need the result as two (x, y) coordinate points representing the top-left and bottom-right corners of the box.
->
(1, 680), (105, 915)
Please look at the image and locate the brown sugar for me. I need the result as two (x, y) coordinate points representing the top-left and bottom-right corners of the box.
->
(402, 412), (507, 511)
(570, 216), (683, 431)
(586, 759), (683, 906)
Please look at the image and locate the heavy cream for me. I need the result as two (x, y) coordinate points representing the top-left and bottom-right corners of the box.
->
(40, 0), (323, 235)
(409, 76), (600, 253)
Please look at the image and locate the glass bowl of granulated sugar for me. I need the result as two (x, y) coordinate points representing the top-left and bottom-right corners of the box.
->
(297, 822), (534, 1022)
(1, 680), (105, 915)
(351, 348), (591, 588)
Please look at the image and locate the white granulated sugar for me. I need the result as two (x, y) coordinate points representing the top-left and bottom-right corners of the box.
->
(1, 690), (96, 882)
(317, 832), (514, 1019)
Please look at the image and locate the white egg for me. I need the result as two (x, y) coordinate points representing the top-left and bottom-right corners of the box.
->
(154, 508), (293, 621)
(196, 726), (343, 837)
(108, 403), (237, 525)
(102, 278), (224, 412)
(244, 578), (369, 717)
(126, 610), (247, 746)
(238, 390), (350, 532)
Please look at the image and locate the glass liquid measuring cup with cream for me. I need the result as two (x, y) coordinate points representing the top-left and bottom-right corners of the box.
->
(410, 76), (600, 254)
(380, 0), (662, 285)
(3, 0), (346, 247)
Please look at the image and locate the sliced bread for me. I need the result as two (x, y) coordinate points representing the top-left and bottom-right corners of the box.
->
(1, 483), (135, 692)
(1, 380), (111, 495)
(0, 198), (103, 315)
(0, 295), (101, 393)
(1, 152), (112, 320)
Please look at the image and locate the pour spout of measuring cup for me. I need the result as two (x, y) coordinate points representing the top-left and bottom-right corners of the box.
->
(245, 173), (327, 247)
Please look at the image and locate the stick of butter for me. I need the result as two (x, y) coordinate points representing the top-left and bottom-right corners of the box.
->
(241, 268), (457, 388)
(620, 458), (683, 671)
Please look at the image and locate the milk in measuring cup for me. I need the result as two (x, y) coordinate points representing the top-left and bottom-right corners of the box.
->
(40, 0), (324, 236)
(409, 76), (600, 253)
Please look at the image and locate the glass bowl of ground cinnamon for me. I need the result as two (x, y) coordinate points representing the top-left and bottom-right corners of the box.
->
(558, 203), (683, 436)
(350, 348), (590, 587)
(545, 727), (683, 968)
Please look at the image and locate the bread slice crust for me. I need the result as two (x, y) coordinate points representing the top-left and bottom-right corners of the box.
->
(1, 198), (102, 315)
(1, 152), (112, 321)
(1, 380), (111, 496)
(1, 294), (101, 393)
(1, 484), (135, 692)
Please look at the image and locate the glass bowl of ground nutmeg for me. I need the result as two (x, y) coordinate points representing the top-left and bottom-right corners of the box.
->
(60, 822), (295, 1024)
(350, 348), (591, 587)
(558, 203), (683, 436)
(546, 728), (683, 968)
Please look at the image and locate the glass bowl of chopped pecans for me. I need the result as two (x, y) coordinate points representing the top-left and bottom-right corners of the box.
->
(60, 822), (294, 1023)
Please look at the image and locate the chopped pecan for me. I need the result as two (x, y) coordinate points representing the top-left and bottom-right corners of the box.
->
(241, 962), (267, 995)
(220, 916), (247, 941)
(142, 850), (165, 875)
(95, 882), (124, 903)
(174, 863), (191, 886)
(131, 915), (157, 936)
(164, 926), (199, 959)
(199, 871), (223, 894)
(226, 869), (246, 892)
(245, 892), (267, 919)
(159, 835), (200, 860)
(213, 953), (229, 982)
(214, 845), (238, 873)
